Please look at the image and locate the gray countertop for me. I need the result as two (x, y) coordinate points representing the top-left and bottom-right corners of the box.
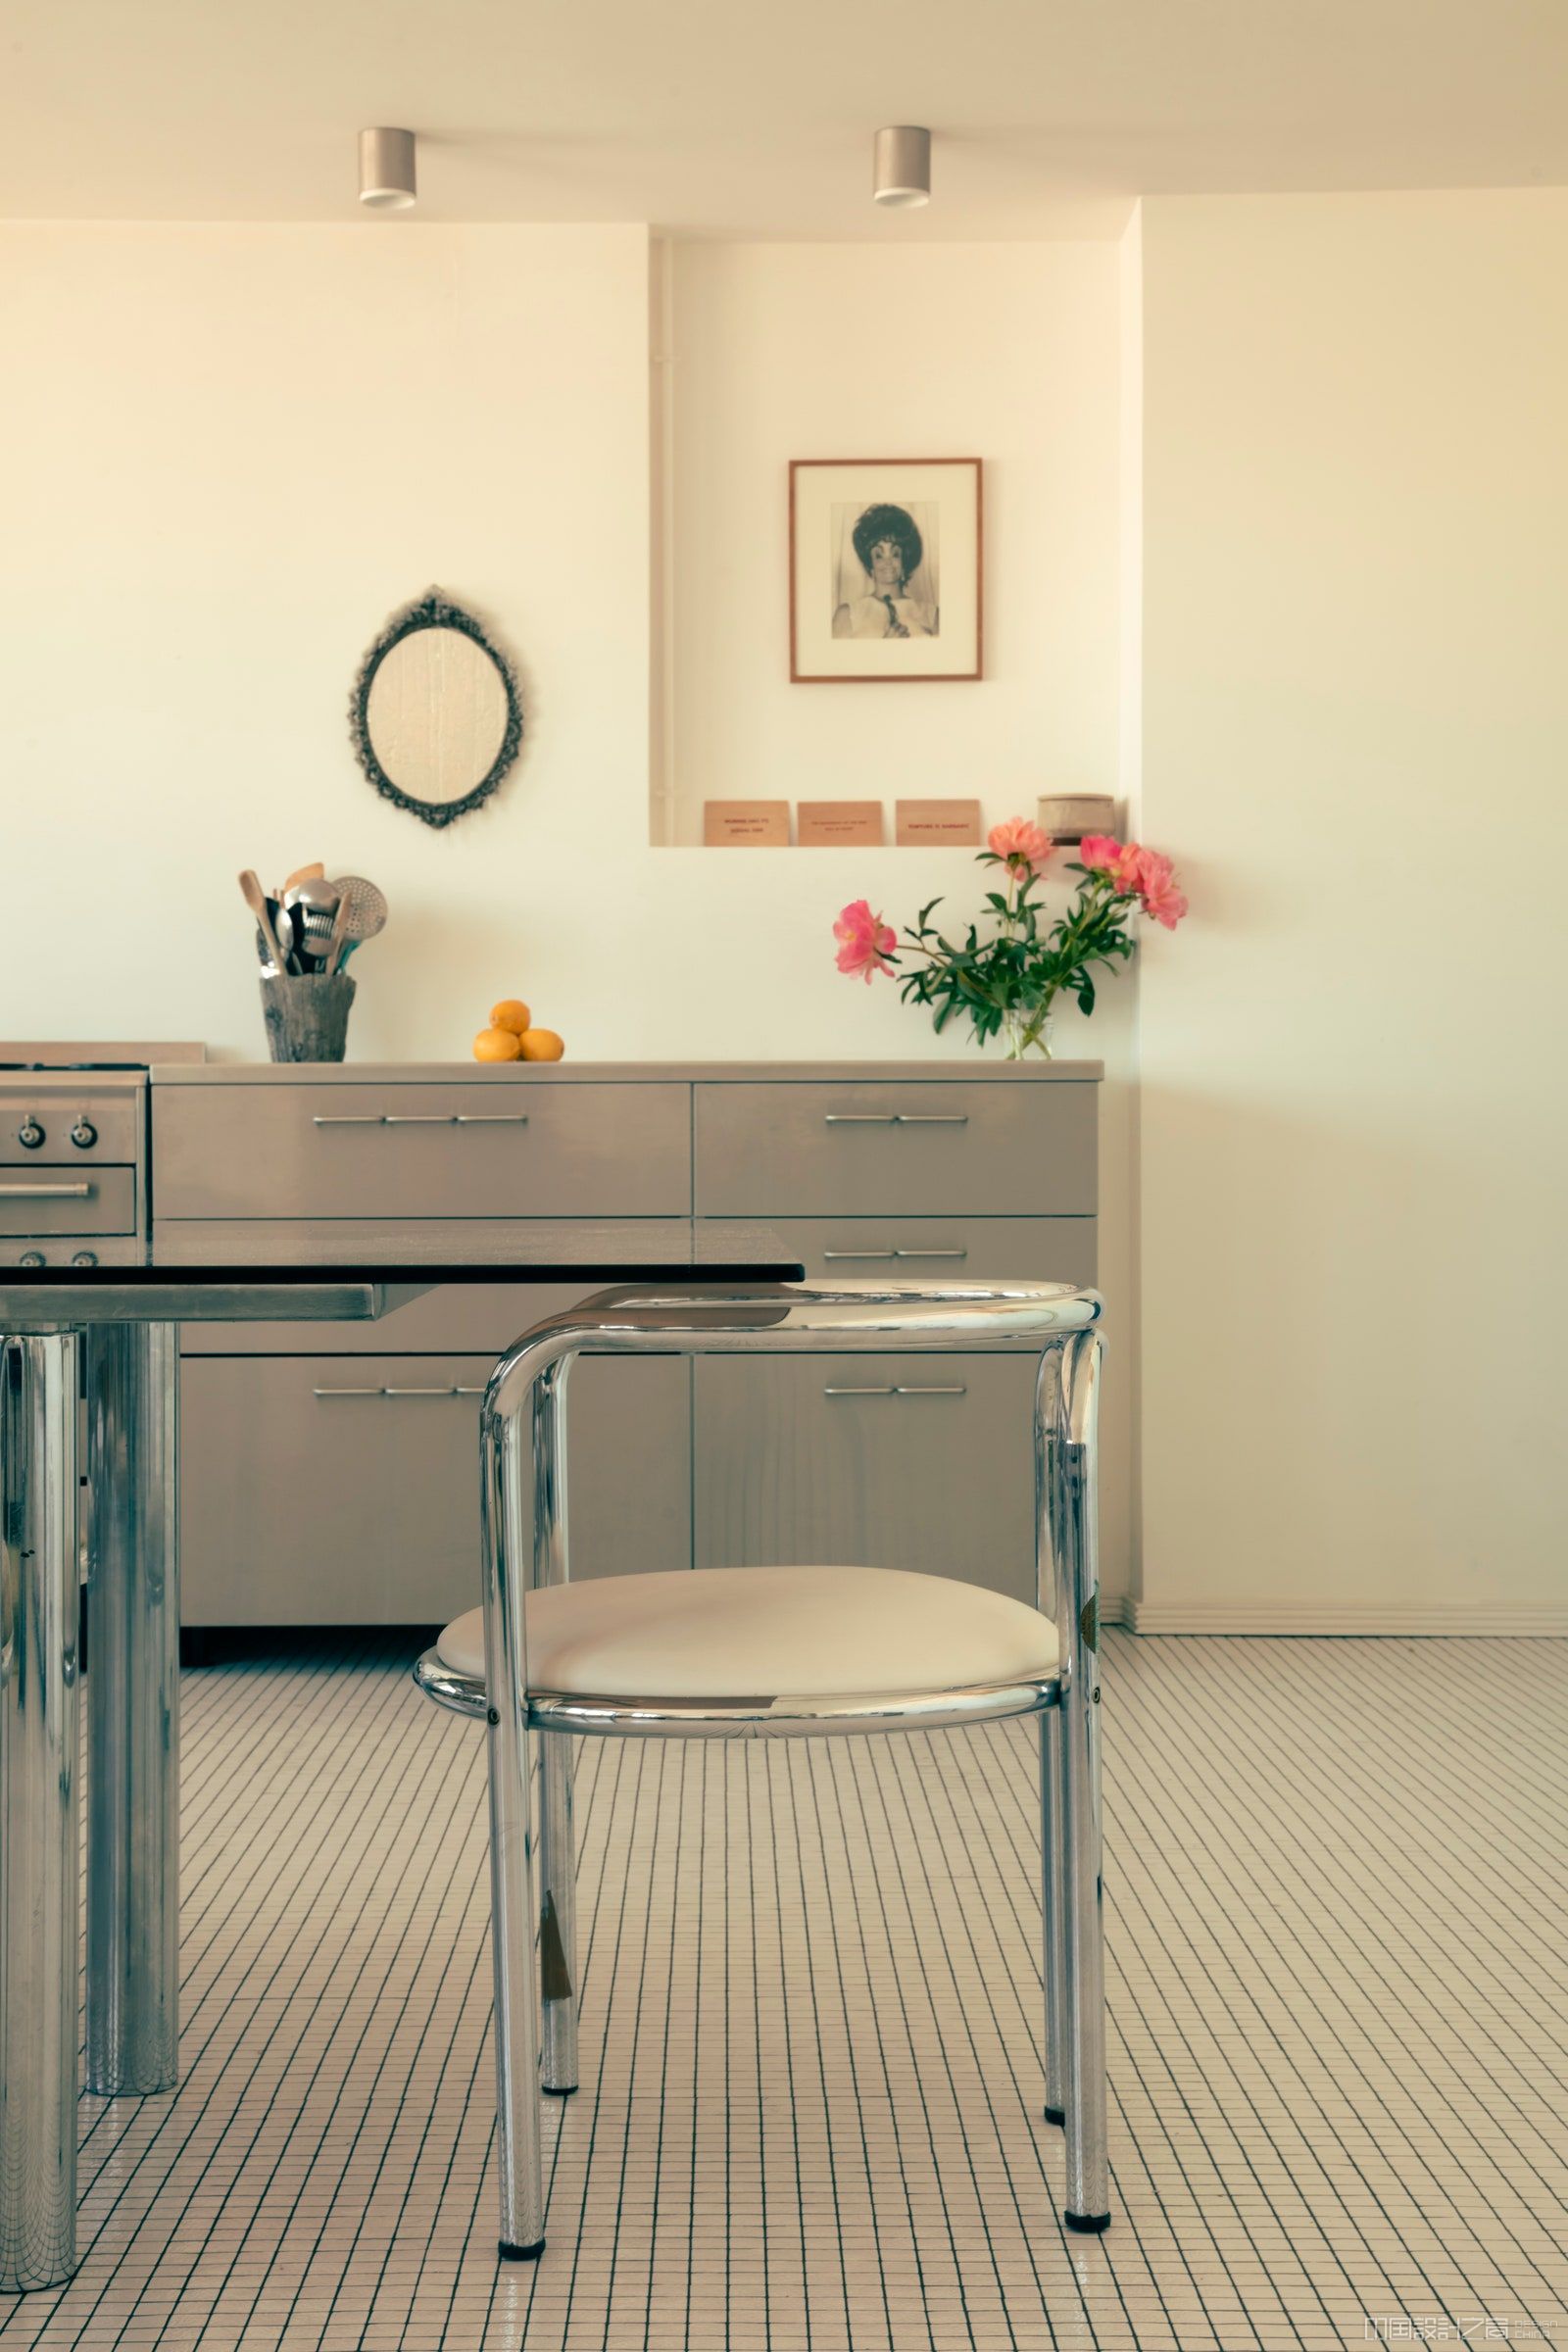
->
(152, 1058), (1103, 1084)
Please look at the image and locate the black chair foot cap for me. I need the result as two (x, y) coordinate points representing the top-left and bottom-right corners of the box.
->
(500, 2237), (545, 2262)
(1043, 2104), (1065, 2127)
(542, 2082), (578, 2097)
(1064, 2211), (1111, 2235)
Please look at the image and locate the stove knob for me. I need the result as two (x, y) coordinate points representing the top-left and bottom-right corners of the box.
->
(20, 1250), (46, 1268)
(71, 1118), (99, 1150)
(71, 1250), (99, 1269)
(17, 1117), (45, 1150)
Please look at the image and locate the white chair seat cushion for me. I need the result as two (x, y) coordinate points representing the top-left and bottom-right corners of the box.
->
(437, 1564), (1056, 1702)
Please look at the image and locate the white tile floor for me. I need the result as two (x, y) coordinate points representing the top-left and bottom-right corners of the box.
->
(2, 1631), (1565, 2350)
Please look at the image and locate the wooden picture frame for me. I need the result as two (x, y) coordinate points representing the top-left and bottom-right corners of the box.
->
(789, 458), (983, 683)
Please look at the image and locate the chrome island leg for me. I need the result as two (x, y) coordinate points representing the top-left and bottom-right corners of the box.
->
(85, 1323), (180, 2097)
(0, 1329), (82, 2291)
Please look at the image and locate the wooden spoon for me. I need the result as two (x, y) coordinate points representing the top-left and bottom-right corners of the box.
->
(239, 869), (289, 970)
(282, 861), (326, 892)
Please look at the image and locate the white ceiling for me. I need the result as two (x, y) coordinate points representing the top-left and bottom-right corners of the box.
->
(5, 0), (1567, 238)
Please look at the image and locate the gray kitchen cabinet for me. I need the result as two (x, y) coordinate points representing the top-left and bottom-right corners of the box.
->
(694, 1079), (1097, 1216)
(155, 1060), (1101, 1627)
(156, 1078), (690, 1219)
(693, 1354), (1040, 1602)
(697, 1214), (1097, 1289)
(179, 1350), (691, 1625)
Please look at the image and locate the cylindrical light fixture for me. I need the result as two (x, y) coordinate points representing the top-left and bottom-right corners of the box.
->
(359, 127), (416, 211)
(873, 124), (931, 209)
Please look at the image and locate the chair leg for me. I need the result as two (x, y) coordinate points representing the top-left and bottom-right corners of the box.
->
(481, 1404), (546, 2261)
(1039, 1708), (1067, 2127)
(1052, 1330), (1109, 2233)
(539, 1734), (578, 2094)
(1055, 1676), (1109, 2230)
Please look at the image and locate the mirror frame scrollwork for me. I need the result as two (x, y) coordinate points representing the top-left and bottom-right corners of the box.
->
(349, 588), (524, 830)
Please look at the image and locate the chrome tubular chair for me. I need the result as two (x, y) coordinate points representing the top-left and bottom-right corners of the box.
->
(414, 1280), (1109, 2260)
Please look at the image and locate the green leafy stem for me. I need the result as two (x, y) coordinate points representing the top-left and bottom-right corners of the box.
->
(893, 857), (1137, 1054)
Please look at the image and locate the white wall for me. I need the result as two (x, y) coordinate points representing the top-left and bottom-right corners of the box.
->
(2, 225), (1128, 1070)
(1, 219), (1138, 1594)
(661, 240), (1137, 1597)
(664, 241), (1122, 841)
(1135, 190), (1568, 1630)
(2, 222), (653, 1062)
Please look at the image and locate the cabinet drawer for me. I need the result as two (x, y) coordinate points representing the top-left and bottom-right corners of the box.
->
(155, 1082), (691, 1219)
(694, 1082), (1096, 1216)
(701, 1215), (1096, 1290)
(180, 1351), (691, 1625)
(694, 1353), (1039, 1603)
(0, 1166), (136, 1237)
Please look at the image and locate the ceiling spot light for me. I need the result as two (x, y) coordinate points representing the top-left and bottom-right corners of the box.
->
(359, 127), (416, 211)
(873, 125), (930, 209)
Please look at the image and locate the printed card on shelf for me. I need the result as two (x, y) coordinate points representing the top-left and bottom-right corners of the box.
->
(796, 801), (885, 847)
(703, 801), (791, 847)
(895, 799), (983, 847)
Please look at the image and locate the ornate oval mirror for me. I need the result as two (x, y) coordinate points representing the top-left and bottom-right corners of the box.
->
(351, 590), (523, 828)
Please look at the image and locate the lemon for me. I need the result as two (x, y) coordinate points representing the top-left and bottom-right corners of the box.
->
(489, 1000), (531, 1035)
(518, 1028), (564, 1063)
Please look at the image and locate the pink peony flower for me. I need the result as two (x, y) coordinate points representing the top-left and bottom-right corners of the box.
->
(833, 899), (898, 983)
(1129, 848), (1188, 930)
(1079, 833), (1138, 887)
(987, 817), (1054, 878)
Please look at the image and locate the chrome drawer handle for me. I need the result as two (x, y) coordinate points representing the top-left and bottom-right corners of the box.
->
(313, 1113), (527, 1128)
(822, 1111), (968, 1126)
(821, 1246), (967, 1262)
(0, 1181), (92, 1199)
(314, 1384), (487, 1399)
(823, 1383), (968, 1398)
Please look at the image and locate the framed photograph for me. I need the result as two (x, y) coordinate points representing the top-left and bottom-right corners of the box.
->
(790, 458), (983, 683)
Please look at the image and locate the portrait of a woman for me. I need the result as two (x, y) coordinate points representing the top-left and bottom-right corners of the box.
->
(791, 459), (977, 680)
(832, 501), (940, 640)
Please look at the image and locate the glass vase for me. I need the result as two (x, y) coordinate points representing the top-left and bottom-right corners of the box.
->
(1001, 1004), (1055, 1060)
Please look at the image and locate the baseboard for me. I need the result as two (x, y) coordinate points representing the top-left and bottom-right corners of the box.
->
(1122, 1596), (1568, 1637)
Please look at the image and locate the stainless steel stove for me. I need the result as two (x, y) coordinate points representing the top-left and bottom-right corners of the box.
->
(0, 1043), (201, 1268)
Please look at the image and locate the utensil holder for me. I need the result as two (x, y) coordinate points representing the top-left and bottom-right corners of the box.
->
(260, 974), (357, 1063)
